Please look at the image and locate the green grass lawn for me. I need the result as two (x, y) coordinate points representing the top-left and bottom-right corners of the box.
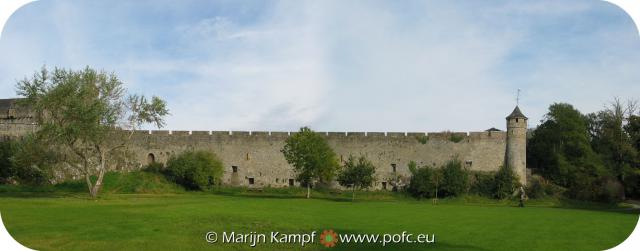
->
(0, 171), (638, 250)
(0, 192), (637, 250)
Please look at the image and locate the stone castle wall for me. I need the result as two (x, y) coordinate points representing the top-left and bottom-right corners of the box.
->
(125, 130), (507, 190)
(1, 98), (524, 190)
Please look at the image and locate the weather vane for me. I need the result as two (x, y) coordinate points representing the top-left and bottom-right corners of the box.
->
(516, 89), (521, 106)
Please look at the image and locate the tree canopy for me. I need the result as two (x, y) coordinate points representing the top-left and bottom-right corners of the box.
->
(15, 66), (169, 198)
(281, 127), (339, 198)
(337, 154), (376, 201)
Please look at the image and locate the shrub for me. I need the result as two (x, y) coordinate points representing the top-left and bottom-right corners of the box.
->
(165, 151), (224, 190)
(469, 171), (495, 197)
(0, 140), (15, 184)
(440, 158), (469, 197)
(598, 177), (625, 203)
(143, 162), (165, 173)
(4, 136), (57, 185)
(406, 161), (438, 198)
(493, 165), (520, 199)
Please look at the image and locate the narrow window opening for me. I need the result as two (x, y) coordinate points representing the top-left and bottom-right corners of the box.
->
(147, 153), (155, 164)
(382, 182), (387, 190)
(248, 178), (255, 185)
(391, 163), (397, 172)
(288, 179), (294, 186)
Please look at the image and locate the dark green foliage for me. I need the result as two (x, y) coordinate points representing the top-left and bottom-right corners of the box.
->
(337, 155), (376, 200)
(526, 175), (565, 199)
(1, 136), (57, 185)
(0, 140), (15, 184)
(469, 171), (495, 197)
(281, 127), (339, 198)
(626, 115), (640, 150)
(528, 103), (609, 201)
(586, 100), (639, 199)
(406, 161), (438, 198)
(10, 135), (59, 185)
(143, 162), (165, 173)
(493, 165), (520, 199)
(165, 151), (224, 190)
(439, 158), (469, 197)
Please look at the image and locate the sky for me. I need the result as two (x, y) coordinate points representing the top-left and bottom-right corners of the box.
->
(0, 0), (639, 132)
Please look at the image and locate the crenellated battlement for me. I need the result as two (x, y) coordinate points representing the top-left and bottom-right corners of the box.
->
(127, 130), (506, 141)
(0, 97), (526, 189)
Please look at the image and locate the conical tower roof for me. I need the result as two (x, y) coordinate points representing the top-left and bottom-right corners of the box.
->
(506, 106), (527, 119)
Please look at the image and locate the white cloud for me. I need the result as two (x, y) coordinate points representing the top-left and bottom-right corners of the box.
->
(1, 0), (639, 132)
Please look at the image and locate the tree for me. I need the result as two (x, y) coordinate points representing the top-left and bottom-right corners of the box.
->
(406, 161), (438, 199)
(337, 154), (376, 201)
(16, 66), (169, 198)
(281, 127), (339, 198)
(528, 103), (609, 200)
(165, 150), (224, 190)
(440, 157), (469, 197)
(587, 99), (640, 199)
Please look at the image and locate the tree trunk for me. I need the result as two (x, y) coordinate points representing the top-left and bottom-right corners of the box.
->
(352, 186), (356, 201)
(90, 168), (106, 199)
(85, 172), (94, 198)
(306, 183), (311, 199)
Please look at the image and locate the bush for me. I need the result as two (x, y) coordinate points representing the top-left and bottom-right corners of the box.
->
(165, 151), (224, 190)
(406, 161), (438, 198)
(440, 158), (469, 197)
(526, 175), (566, 199)
(469, 171), (495, 197)
(143, 162), (165, 173)
(0, 140), (16, 184)
(493, 165), (520, 199)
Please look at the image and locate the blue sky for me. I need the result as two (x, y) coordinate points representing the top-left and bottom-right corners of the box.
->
(1, 0), (639, 132)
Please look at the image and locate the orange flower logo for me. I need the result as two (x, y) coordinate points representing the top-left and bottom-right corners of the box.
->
(320, 229), (338, 248)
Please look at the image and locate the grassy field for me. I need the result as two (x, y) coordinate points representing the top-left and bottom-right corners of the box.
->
(0, 172), (638, 250)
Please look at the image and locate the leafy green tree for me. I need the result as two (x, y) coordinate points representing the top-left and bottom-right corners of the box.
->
(337, 155), (376, 201)
(16, 66), (169, 198)
(281, 127), (339, 198)
(587, 99), (640, 198)
(587, 99), (637, 179)
(528, 103), (608, 200)
(407, 161), (438, 198)
(165, 150), (224, 190)
(440, 157), (469, 197)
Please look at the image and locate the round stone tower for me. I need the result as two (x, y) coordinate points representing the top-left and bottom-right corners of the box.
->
(506, 106), (527, 186)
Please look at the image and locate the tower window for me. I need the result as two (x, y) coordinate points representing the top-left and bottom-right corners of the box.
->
(382, 182), (387, 190)
(248, 178), (255, 185)
(516, 118), (519, 123)
(391, 163), (397, 172)
(232, 166), (238, 173)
